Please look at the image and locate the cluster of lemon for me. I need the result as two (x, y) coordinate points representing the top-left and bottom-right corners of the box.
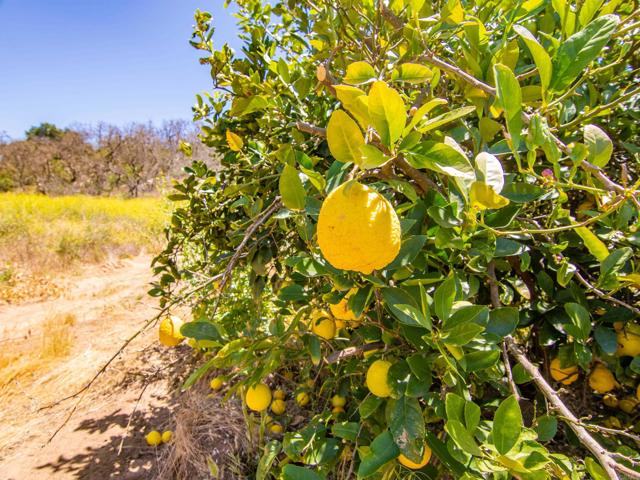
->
(145, 429), (173, 447)
(550, 323), (640, 415)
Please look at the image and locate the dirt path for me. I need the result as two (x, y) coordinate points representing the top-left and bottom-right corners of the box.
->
(0, 255), (186, 479)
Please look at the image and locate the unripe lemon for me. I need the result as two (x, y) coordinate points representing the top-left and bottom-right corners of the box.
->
(366, 360), (392, 397)
(549, 357), (579, 385)
(161, 430), (173, 443)
(146, 430), (162, 446)
(398, 446), (432, 469)
(273, 389), (286, 400)
(603, 394), (619, 408)
(332, 406), (344, 414)
(616, 323), (640, 357)
(270, 423), (283, 434)
(311, 311), (336, 340)
(296, 392), (310, 407)
(608, 416), (623, 429)
(271, 399), (286, 415)
(331, 395), (346, 408)
(619, 397), (638, 414)
(245, 383), (272, 412)
(589, 365), (617, 394)
(317, 182), (401, 274)
(210, 377), (223, 391)
(158, 316), (184, 347)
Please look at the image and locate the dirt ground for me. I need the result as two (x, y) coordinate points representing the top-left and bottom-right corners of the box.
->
(0, 255), (188, 479)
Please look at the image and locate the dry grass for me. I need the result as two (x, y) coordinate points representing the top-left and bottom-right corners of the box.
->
(157, 380), (254, 480)
(41, 312), (76, 358)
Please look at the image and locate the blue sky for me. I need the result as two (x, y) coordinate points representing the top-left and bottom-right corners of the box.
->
(0, 0), (239, 138)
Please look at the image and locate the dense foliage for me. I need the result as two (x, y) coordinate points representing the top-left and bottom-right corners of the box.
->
(154, 1), (640, 478)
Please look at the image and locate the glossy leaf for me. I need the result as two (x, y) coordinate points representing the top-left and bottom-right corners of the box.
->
(368, 81), (406, 149)
(584, 124), (613, 167)
(279, 164), (306, 211)
(513, 25), (552, 93)
(493, 395), (523, 454)
(326, 110), (365, 165)
(343, 61), (376, 85)
(494, 64), (523, 151)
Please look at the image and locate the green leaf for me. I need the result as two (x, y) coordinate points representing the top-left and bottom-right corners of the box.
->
(579, 0), (605, 26)
(584, 124), (613, 167)
(434, 274), (456, 321)
(513, 25), (552, 93)
(389, 396), (426, 462)
(343, 61), (376, 85)
(382, 288), (422, 327)
(327, 110), (365, 165)
(357, 431), (400, 477)
(181, 321), (222, 342)
(257, 440), (282, 480)
(464, 349), (501, 372)
(445, 420), (482, 456)
(594, 326), (618, 354)
(493, 395), (523, 454)
(230, 95), (268, 116)
(417, 105), (476, 133)
(408, 141), (475, 190)
(574, 226), (609, 261)
(282, 465), (325, 480)
(368, 81), (406, 149)
(494, 238), (527, 257)
(500, 183), (546, 203)
(386, 235), (427, 271)
(585, 457), (609, 480)
(359, 396), (383, 419)
(442, 323), (485, 346)
(359, 144), (388, 169)
(486, 307), (520, 337)
(564, 302), (591, 340)
(392, 63), (432, 84)
(550, 14), (620, 92)
(404, 98), (448, 133)
(535, 415), (558, 442)
(445, 393), (465, 424)
(332, 422), (360, 442)
(494, 64), (523, 151)
(599, 247), (633, 289)
(279, 164), (306, 210)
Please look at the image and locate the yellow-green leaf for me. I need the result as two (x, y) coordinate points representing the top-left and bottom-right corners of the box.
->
(392, 63), (432, 84)
(368, 81), (406, 149)
(494, 64), (523, 152)
(575, 226), (609, 261)
(618, 274), (640, 286)
(470, 181), (510, 210)
(343, 61), (376, 85)
(404, 98), (448, 134)
(359, 144), (388, 169)
(226, 130), (244, 151)
(513, 25), (552, 94)
(327, 110), (365, 165)
(334, 85), (370, 128)
(417, 105), (476, 133)
(279, 164), (306, 211)
(479, 117), (502, 142)
(584, 124), (613, 167)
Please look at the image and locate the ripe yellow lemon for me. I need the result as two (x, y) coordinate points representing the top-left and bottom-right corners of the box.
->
(146, 430), (162, 446)
(330, 289), (362, 328)
(273, 389), (286, 400)
(366, 360), (392, 397)
(317, 182), (401, 274)
(296, 392), (310, 407)
(549, 357), (579, 385)
(616, 323), (640, 357)
(398, 446), (432, 469)
(589, 365), (617, 394)
(210, 377), (223, 391)
(311, 311), (336, 340)
(245, 383), (272, 412)
(270, 423), (283, 434)
(331, 395), (346, 408)
(271, 399), (286, 415)
(158, 316), (184, 347)
(161, 430), (173, 443)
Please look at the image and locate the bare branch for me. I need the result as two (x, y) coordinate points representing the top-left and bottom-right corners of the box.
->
(325, 342), (384, 364)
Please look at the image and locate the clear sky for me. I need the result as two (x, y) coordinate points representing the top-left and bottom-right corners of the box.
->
(0, 0), (239, 138)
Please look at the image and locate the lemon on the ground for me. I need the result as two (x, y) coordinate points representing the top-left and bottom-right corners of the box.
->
(146, 430), (162, 446)
(296, 392), (310, 407)
(616, 323), (640, 357)
(273, 389), (286, 400)
(398, 446), (432, 470)
(549, 357), (579, 385)
(245, 383), (272, 412)
(619, 397), (638, 414)
(331, 395), (346, 408)
(210, 377), (223, 391)
(311, 310), (336, 340)
(589, 365), (617, 394)
(332, 406), (344, 414)
(366, 359), (392, 397)
(270, 423), (284, 434)
(158, 315), (184, 347)
(271, 399), (286, 415)
(317, 182), (401, 274)
(330, 288), (362, 328)
(161, 430), (172, 443)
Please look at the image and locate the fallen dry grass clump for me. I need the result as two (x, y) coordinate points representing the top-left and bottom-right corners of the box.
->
(0, 192), (169, 304)
(157, 379), (254, 480)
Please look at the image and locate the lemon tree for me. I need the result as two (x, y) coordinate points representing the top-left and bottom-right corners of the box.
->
(151, 1), (640, 478)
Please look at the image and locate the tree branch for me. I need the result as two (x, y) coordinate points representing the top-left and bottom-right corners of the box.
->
(325, 342), (384, 364)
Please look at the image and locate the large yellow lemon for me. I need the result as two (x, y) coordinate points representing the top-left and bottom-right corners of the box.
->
(311, 310), (336, 340)
(330, 288), (363, 329)
(366, 359), (392, 397)
(158, 316), (184, 347)
(317, 182), (401, 274)
(245, 383), (272, 412)
(589, 365), (617, 394)
(616, 323), (640, 357)
(398, 445), (432, 469)
(549, 357), (579, 385)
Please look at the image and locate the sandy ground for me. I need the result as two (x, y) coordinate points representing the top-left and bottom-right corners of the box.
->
(0, 255), (187, 479)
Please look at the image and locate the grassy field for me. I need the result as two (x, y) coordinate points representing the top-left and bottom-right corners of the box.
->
(0, 193), (169, 302)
